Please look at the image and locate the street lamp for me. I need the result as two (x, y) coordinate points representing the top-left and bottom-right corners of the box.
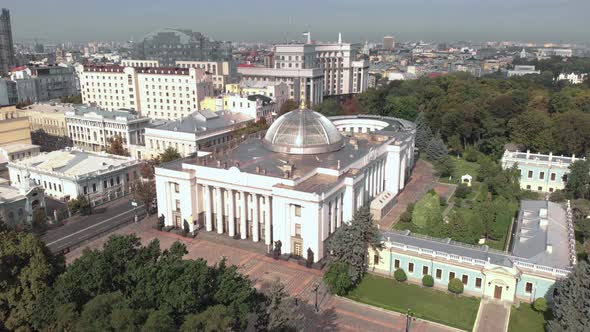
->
(313, 282), (320, 312)
(406, 308), (413, 332)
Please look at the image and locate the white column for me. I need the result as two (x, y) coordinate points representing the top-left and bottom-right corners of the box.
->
(216, 187), (223, 234)
(377, 160), (383, 193)
(264, 196), (271, 245)
(204, 185), (212, 232)
(330, 200), (336, 234)
(228, 189), (235, 238)
(240, 191), (247, 239)
(252, 193), (259, 242)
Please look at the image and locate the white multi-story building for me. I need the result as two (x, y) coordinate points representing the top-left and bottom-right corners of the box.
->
(0, 177), (46, 228)
(65, 106), (151, 152)
(507, 65), (541, 77)
(155, 105), (415, 262)
(8, 148), (139, 202)
(130, 109), (253, 160)
(79, 65), (214, 120)
(238, 36), (369, 105)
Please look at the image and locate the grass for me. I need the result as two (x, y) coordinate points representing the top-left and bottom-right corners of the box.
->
(346, 274), (480, 331)
(438, 156), (480, 185)
(508, 303), (552, 332)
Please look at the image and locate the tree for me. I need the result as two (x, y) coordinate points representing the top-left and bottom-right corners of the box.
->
(394, 268), (407, 282)
(383, 95), (418, 120)
(422, 275), (434, 287)
(565, 159), (590, 200)
(106, 135), (128, 156)
(323, 261), (353, 295)
(139, 161), (155, 179)
(32, 209), (48, 234)
(414, 112), (433, 150)
(425, 133), (448, 161)
(180, 305), (232, 332)
(134, 180), (156, 215)
(435, 156), (455, 178)
(508, 110), (554, 152)
(448, 278), (464, 294)
(278, 99), (298, 115)
(411, 193), (442, 229)
(263, 279), (300, 332)
(158, 147), (181, 163)
(326, 207), (382, 285)
(533, 298), (548, 312)
(0, 228), (64, 331)
(141, 310), (176, 332)
(314, 98), (344, 116)
(548, 259), (590, 331)
(455, 184), (471, 199)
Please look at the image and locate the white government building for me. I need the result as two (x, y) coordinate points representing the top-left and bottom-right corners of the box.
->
(155, 105), (415, 261)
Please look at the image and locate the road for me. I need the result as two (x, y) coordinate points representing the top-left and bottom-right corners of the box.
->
(41, 196), (146, 254)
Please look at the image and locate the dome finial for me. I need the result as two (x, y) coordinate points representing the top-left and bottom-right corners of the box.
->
(299, 98), (307, 110)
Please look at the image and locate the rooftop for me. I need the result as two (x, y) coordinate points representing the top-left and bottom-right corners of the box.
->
(19, 102), (75, 114)
(67, 106), (146, 121)
(0, 143), (40, 154)
(511, 200), (575, 270)
(9, 148), (136, 179)
(502, 149), (584, 165)
(150, 110), (253, 135)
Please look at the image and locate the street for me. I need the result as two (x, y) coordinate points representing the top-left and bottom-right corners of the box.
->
(41, 196), (145, 253)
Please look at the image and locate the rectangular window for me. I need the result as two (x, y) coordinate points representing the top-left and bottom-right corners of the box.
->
(394, 259), (400, 269)
(422, 266), (429, 276)
(462, 275), (468, 285)
(408, 262), (414, 273)
(525, 282), (533, 294)
(550, 173), (556, 181)
(449, 272), (456, 280)
(116, 176), (120, 185)
(92, 183), (97, 192)
(295, 223), (301, 237)
(83, 186), (88, 195)
(538, 186), (543, 191)
(104, 180), (108, 188)
(528, 170), (533, 178)
(175, 199), (180, 212)
(294, 205), (302, 217)
(436, 269), (442, 279)
(526, 185), (531, 190)
(373, 255), (379, 265)
(539, 172), (545, 180)
(475, 277), (482, 289)
(173, 183), (179, 193)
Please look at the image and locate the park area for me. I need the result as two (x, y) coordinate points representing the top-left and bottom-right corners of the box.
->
(394, 155), (520, 251)
(346, 274), (480, 331)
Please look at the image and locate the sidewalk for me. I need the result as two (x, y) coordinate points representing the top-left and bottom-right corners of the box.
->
(473, 300), (510, 332)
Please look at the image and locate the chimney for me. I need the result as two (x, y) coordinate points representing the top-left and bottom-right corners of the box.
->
(546, 244), (553, 254)
(526, 150), (530, 159)
(216, 160), (221, 167)
(549, 152), (553, 161)
(337, 160), (341, 169)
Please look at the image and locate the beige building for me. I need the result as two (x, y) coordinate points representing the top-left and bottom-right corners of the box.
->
(176, 60), (236, 93)
(0, 105), (31, 146)
(79, 65), (214, 120)
(16, 103), (72, 138)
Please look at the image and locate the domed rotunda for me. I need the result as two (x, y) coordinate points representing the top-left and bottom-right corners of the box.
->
(263, 103), (344, 155)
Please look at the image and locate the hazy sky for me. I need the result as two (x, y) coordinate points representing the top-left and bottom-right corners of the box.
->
(5, 0), (590, 44)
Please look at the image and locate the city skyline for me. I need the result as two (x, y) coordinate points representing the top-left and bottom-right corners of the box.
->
(4, 0), (590, 44)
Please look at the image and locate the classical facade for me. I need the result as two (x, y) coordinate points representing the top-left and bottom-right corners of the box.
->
(155, 106), (415, 262)
(0, 105), (31, 146)
(500, 149), (583, 193)
(369, 200), (576, 303)
(8, 148), (139, 202)
(65, 106), (151, 152)
(0, 177), (45, 228)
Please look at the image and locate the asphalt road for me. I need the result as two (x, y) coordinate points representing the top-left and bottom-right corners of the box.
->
(41, 196), (146, 254)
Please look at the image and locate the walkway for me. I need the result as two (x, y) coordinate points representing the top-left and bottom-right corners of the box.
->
(378, 159), (438, 230)
(473, 300), (510, 332)
(65, 217), (457, 332)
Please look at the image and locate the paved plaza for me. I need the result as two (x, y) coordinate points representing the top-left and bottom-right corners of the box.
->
(65, 216), (456, 332)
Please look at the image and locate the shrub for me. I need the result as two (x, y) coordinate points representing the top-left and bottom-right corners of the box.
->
(323, 261), (353, 295)
(455, 184), (471, 199)
(533, 298), (548, 312)
(394, 268), (407, 282)
(422, 275), (434, 287)
(448, 278), (464, 294)
(463, 146), (480, 162)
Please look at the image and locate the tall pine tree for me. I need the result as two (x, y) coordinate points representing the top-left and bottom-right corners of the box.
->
(548, 259), (590, 331)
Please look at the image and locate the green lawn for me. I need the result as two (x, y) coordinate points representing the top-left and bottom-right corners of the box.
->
(508, 304), (552, 332)
(346, 274), (480, 331)
(439, 156), (480, 185)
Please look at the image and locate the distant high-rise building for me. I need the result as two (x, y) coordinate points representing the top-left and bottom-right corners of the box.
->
(383, 36), (394, 50)
(0, 8), (16, 75)
(132, 28), (232, 67)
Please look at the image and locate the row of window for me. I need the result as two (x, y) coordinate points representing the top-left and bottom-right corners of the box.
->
(526, 170), (561, 181)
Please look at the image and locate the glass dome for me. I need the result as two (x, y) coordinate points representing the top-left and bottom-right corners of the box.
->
(264, 106), (344, 154)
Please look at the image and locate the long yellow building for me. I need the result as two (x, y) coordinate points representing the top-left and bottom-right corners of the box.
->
(0, 105), (31, 146)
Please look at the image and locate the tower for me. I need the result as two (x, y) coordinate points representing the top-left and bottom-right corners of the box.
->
(0, 8), (15, 75)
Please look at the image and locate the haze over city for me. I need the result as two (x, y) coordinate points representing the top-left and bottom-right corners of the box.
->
(5, 0), (590, 43)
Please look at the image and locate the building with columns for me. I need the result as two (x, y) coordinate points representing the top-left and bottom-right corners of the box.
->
(155, 105), (415, 262)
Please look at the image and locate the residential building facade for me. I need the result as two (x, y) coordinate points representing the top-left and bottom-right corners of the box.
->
(0, 105), (32, 146)
(0, 177), (45, 229)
